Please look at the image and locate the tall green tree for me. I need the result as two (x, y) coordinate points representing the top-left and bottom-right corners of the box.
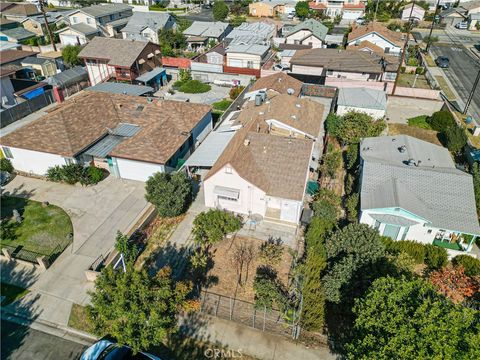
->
(192, 209), (242, 249)
(444, 125), (467, 156)
(323, 223), (385, 303)
(346, 276), (480, 359)
(295, 1), (309, 19)
(213, 1), (229, 21)
(328, 111), (386, 145)
(157, 28), (187, 56)
(87, 267), (190, 354)
(61, 45), (81, 67)
(145, 172), (192, 218)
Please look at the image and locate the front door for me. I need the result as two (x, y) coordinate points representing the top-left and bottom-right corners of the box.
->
(383, 224), (400, 240)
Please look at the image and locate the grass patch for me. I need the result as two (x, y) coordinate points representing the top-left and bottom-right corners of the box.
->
(388, 123), (442, 146)
(135, 216), (183, 270)
(397, 73), (431, 89)
(1, 196), (73, 255)
(1, 282), (29, 306)
(173, 80), (211, 94)
(68, 303), (95, 333)
(424, 54), (436, 67)
(407, 115), (432, 130)
(212, 99), (233, 111)
(434, 75), (456, 100)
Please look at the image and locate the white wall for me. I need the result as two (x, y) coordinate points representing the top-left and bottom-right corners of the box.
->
(85, 60), (115, 85)
(286, 30), (323, 48)
(60, 32), (87, 46)
(291, 64), (324, 76)
(348, 33), (401, 54)
(343, 10), (364, 21)
(204, 165), (267, 217)
(5, 146), (67, 175)
(226, 53), (263, 69)
(114, 157), (165, 182)
(337, 105), (385, 119)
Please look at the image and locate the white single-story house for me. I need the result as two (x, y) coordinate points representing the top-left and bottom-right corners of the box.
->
(347, 22), (405, 55)
(0, 90), (213, 182)
(402, 3), (426, 21)
(336, 87), (387, 119)
(359, 135), (480, 257)
(204, 94), (325, 225)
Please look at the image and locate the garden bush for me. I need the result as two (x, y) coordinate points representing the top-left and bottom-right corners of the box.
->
(407, 115), (431, 130)
(382, 239), (426, 264)
(426, 111), (456, 132)
(212, 99), (233, 111)
(452, 255), (480, 276)
(424, 244), (448, 270)
(46, 164), (104, 185)
(87, 166), (104, 184)
(0, 158), (14, 173)
(178, 80), (211, 94)
(229, 86), (245, 100)
(345, 193), (359, 223)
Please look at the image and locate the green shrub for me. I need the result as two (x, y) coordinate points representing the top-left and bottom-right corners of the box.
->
(86, 166), (103, 184)
(400, 66), (406, 73)
(46, 164), (104, 185)
(346, 143), (358, 170)
(444, 125), (467, 155)
(452, 255), (480, 276)
(312, 189), (341, 222)
(229, 86), (245, 100)
(46, 165), (63, 182)
(178, 80), (211, 93)
(407, 115), (431, 130)
(424, 244), (448, 270)
(212, 99), (233, 111)
(426, 111), (455, 132)
(0, 158), (14, 173)
(415, 67), (425, 75)
(382, 239), (426, 264)
(345, 193), (359, 223)
(320, 150), (342, 178)
(61, 163), (85, 184)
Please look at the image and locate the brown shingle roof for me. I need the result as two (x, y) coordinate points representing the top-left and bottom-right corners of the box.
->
(250, 73), (303, 97)
(206, 95), (324, 201)
(290, 48), (399, 73)
(348, 22), (405, 47)
(0, 91), (211, 164)
(78, 37), (154, 67)
(2, 2), (40, 16)
(0, 50), (39, 65)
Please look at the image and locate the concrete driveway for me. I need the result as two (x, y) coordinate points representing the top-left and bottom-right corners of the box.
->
(2, 175), (148, 326)
(386, 96), (443, 124)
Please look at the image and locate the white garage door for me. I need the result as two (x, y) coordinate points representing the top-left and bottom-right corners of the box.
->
(60, 34), (81, 46)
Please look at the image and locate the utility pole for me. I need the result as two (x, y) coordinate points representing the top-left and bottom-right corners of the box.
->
(39, 0), (57, 52)
(463, 69), (480, 115)
(373, 0), (380, 22)
(392, 1), (416, 96)
(426, 0), (441, 52)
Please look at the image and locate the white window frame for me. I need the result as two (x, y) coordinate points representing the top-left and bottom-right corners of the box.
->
(2, 147), (13, 159)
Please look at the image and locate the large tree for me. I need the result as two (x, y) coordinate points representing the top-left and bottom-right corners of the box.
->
(145, 172), (192, 218)
(157, 28), (187, 57)
(61, 45), (81, 67)
(327, 111), (386, 145)
(346, 277), (480, 359)
(87, 267), (189, 354)
(295, 1), (309, 19)
(444, 125), (467, 156)
(192, 209), (242, 249)
(213, 0), (229, 21)
(322, 223), (385, 303)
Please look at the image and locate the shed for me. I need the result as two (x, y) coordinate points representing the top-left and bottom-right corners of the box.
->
(134, 67), (167, 91)
(47, 66), (88, 88)
(336, 87), (387, 119)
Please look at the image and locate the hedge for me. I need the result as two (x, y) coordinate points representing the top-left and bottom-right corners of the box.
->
(452, 255), (480, 276)
(424, 244), (448, 270)
(0, 158), (14, 173)
(426, 111), (456, 132)
(382, 238), (448, 269)
(46, 164), (103, 185)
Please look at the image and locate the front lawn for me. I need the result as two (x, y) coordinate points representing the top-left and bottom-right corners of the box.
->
(1, 282), (29, 305)
(173, 80), (211, 94)
(397, 73), (430, 89)
(68, 303), (95, 333)
(0, 196), (73, 255)
(407, 115), (432, 130)
(435, 75), (456, 100)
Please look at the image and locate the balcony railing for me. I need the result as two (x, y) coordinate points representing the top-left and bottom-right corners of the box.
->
(432, 239), (463, 251)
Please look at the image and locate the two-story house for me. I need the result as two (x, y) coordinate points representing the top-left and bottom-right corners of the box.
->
(309, 0), (367, 21)
(283, 19), (328, 49)
(78, 37), (161, 85)
(121, 12), (176, 44)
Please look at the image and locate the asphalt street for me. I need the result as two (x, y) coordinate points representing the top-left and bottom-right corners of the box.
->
(1, 320), (88, 360)
(431, 44), (480, 121)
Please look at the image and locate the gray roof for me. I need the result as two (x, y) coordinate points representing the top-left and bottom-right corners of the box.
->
(337, 87), (387, 110)
(0, 27), (35, 40)
(88, 82), (154, 96)
(360, 135), (480, 235)
(135, 67), (166, 83)
(286, 19), (328, 41)
(74, 4), (132, 19)
(83, 123), (141, 158)
(226, 22), (275, 43)
(183, 130), (236, 168)
(111, 123), (141, 137)
(122, 11), (175, 36)
(183, 21), (230, 39)
(105, 17), (130, 28)
(62, 23), (100, 35)
(47, 66), (87, 87)
(226, 43), (269, 56)
(20, 56), (50, 65)
(370, 213), (418, 227)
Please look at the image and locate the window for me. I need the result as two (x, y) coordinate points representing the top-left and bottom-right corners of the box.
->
(384, 47), (390, 54)
(427, 229), (432, 234)
(87, 18), (92, 24)
(64, 157), (75, 165)
(72, 16), (78, 24)
(225, 166), (232, 174)
(401, 227), (409, 240)
(374, 220), (380, 230)
(247, 61), (254, 69)
(2, 147), (13, 159)
(326, 70), (333, 76)
(218, 195), (238, 202)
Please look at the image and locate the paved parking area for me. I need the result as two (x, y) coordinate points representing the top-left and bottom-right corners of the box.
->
(163, 84), (232, 105)
(386, 96), (443, 124)
(2, 175), (148, 326)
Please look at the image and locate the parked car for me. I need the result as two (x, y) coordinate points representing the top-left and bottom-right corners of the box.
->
(273, 64), (290, 72)
(0, 171), (11, 186)
(435, 56), (450, 68)
(356, 17), (366, 25)
(455, 21), (468, 29)
(474, 43), (480, 52)
(287, 12), (295, 20)
(80, 340), (161, 360)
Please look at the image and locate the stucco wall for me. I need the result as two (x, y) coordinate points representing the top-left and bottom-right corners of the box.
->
(4, 146), (68, 175)
(85, 60), (115, 85)
(115, 157), (165, 182)
(291, 64), (324, 76)
(226, 53), (263, 69)
(337, 105), (385, 119)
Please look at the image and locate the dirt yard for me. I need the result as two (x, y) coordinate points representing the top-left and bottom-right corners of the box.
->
(388, 123), (442, 146)
(206, 235), (293, 303)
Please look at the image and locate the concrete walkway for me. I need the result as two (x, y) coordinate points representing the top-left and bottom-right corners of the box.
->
(2, 175), (149, 326)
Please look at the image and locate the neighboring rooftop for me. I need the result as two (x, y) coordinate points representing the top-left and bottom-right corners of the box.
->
(226, 43), (269, 56)
(0, 91), (211, 164)
(0, 49), (38, 65)
(183, 21), (230, 38)
(360, 135), (480, 235)
(348, 22), (406, 47)
(1, 2), (40, 16)
(226, 22), (275, 44)
(285, 18), (328, 41)
(337, 87), (387, 110)
(249, 72), (303, 97)
(20, 56), (51, 65)
(62, 23), (100, 35)
(46, 66), (88, 88)
(0, 27), (35, 40)
(78, 37), (154, 67)
(290, 48), (399, 73)
(122, 11), (175, 38)
(88, 82), (154, 96)
(72, 3), (132, 18)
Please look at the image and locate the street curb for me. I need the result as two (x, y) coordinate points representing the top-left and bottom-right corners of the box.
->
(1, 309), (98, 346)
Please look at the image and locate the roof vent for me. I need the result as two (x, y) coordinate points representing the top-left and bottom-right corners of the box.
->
(147, 97), (153, 103)
(244, 139), (250, 146)
(407, 158), (415, 166)
(291, 115), (297, 120)
(295, 103), (301, 108)
(136, 105), (144, 112)
(259, 111), (264, 115)
(287, 88), (295, 95)
(398, 145), (406, 153)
